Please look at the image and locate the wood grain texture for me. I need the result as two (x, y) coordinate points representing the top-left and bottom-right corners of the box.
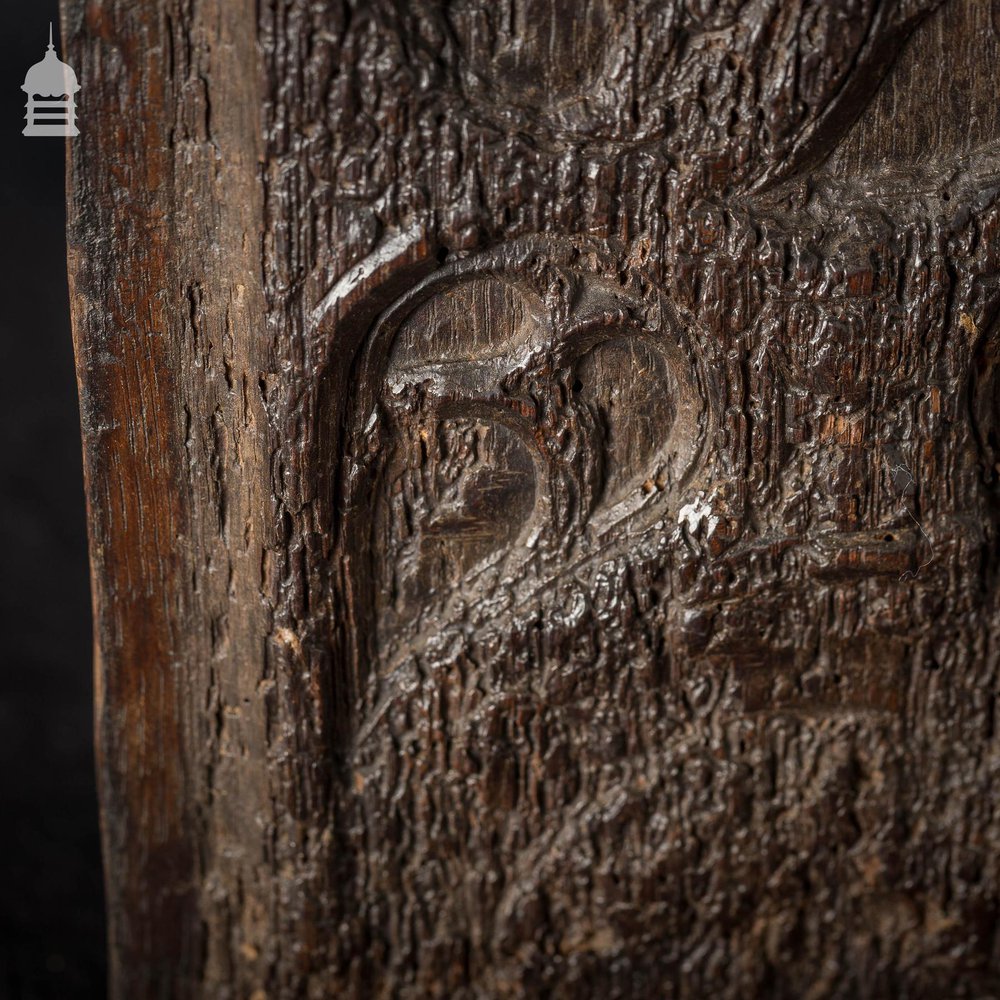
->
(63, 0), (1000, 996)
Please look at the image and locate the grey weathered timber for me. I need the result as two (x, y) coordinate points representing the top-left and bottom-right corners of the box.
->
(64, 1), (1000, 996)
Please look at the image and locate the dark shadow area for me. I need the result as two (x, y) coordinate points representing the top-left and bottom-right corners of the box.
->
(0, 4), (106, 998)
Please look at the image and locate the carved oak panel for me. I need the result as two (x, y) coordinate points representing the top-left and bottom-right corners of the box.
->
(64, 0), (1000, 996)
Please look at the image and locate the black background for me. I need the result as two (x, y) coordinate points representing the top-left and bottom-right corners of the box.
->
(0, 3), (106, 997)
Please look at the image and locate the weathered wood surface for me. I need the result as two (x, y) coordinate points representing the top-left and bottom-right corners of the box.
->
(64, 0), (1000, 996)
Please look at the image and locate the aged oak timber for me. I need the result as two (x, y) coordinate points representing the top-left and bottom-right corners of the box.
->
(63, 0), (1000, 996)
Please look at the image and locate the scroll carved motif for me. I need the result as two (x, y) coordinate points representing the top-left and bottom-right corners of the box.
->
(341, 238), (714, 653)
(412, 0), (941, 187)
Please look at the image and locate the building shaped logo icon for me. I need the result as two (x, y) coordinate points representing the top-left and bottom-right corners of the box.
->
(22, 24), (80, 137)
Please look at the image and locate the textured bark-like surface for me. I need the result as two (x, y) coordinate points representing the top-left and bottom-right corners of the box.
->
(65, 0), (1000, 997)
